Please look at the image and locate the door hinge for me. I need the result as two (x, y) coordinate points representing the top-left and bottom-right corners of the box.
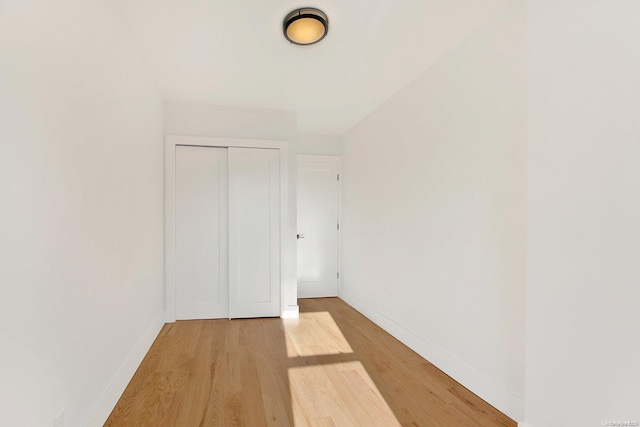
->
(337, 174), (340, 181)
(337, 223), (340, 230)
(337, 272), (340, 279)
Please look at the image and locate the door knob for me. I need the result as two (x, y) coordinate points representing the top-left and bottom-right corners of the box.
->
(297, 234), (305, 239)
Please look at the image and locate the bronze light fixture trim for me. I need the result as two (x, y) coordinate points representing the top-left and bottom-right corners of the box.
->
(283, 8), (329, 45)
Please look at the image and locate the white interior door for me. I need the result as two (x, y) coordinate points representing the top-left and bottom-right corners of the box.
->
(297, 155), (340, 298)
(175, 146), (228, 319)
(228, 147), (280, 318)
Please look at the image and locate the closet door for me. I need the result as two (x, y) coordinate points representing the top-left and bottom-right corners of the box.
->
(175, 146), (228, 319)
(228, 147), (280, 318)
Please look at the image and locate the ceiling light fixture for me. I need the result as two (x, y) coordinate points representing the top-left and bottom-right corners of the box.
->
(283, 8), (328, 45)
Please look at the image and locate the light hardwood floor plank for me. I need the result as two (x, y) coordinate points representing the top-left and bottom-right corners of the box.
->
(105, 298), (516, 427)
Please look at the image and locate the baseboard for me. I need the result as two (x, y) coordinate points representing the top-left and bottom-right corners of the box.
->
(339, 289), (525, 422)
(297, 281), (338, 299)
(281, 304), (300, 319)
(83, 314), (165, 426)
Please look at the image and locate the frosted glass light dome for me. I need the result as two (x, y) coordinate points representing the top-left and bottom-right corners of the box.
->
(283, 8), (328, 45)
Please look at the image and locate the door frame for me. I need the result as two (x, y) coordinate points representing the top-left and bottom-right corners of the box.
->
(165, 135), (289, 322)
(296, 154), (342, 297)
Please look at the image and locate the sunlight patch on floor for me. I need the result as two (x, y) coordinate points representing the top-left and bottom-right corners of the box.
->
(283, 311), (353, 357)
(288, 361), (401, 427)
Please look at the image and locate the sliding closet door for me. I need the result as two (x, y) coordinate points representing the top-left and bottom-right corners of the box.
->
(228, 147), (280, 318)
(175, 146), (228, 319)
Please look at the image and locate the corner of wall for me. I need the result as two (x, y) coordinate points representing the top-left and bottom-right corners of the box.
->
(339, 289), (525, 421)
(83, 315), (165, 426)
(281, 305), (300, 319)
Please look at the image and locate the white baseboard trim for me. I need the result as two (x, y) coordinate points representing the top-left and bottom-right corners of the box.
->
(83, 314), (165, 426)
(281, 304), (300, 319)
(339, 289), (525, 422)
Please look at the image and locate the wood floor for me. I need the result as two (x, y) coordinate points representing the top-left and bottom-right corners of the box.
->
(105, 298), (516, 426)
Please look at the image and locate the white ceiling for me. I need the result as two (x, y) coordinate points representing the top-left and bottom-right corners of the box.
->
(114, 0), (513, 135)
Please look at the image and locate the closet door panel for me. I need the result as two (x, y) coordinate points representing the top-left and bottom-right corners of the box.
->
(175, 146), (228, 319)
(228, 147), (280, 318)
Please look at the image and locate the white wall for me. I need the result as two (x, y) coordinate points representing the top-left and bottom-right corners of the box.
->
(525, 1), (640, 426)
(164, 100), (297, 141)
(295, 133), (343, 156)
(341, 2), (526, 420)
(0, 1), (164, 426)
